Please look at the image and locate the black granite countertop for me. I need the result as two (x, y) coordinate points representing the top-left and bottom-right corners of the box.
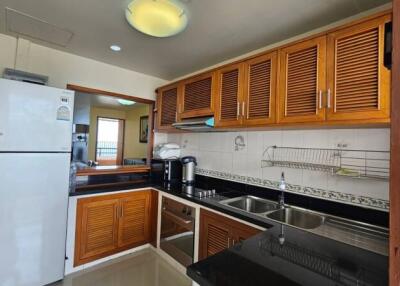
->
(187, 226), (387, 286)
(69, 177), (388, 286)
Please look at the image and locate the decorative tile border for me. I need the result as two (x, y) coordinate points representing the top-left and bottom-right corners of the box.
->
(196, 168), (389, 211)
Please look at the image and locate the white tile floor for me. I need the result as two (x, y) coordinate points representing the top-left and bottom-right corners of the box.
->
(51, 249), (192, 286)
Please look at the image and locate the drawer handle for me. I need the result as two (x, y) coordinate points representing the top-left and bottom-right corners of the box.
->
(163, 209), (192, 224)
(327, 89), (331, 109)
(318, 90), (322, 109)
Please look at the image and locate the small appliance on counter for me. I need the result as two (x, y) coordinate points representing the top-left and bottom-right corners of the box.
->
(151, 158), (182, 183)
(181, 156), (197, 185)
(153, 143), (181, 159)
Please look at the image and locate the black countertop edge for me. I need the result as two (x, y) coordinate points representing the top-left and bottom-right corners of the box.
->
(70, 175), (388, 228)
(186, 228), (388, 286)
(70, 181), (274, 229)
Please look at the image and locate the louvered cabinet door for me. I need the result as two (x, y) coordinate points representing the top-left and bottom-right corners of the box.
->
(232, 224), (261, 245)
(117, 191), (151, 248)
(199, 210), (232, 260)
(278, 36), (327, 123)
(74, 196), (119, 266)
(157, 85), (179, 130)
(243, 52), (278, 126)
(327, 15), (391, 122)
(180, 72), (216, 119)
(215, 63), (244, 127)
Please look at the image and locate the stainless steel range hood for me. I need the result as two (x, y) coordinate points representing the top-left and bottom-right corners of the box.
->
(172, 117), (215, 131)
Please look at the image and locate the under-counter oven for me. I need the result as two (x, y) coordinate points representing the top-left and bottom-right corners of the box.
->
(160, 197), (195, 267)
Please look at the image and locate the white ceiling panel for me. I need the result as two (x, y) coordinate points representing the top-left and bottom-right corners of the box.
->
(0, 0), (391, 80)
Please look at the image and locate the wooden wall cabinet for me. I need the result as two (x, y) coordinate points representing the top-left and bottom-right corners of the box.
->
(74, 190), (154, 266)
(155, 12), (391, 130)
(199, 209), (261, 260)
(326, 15), (391, 122)
(179, 72), (216, 119)
(243, 52), (278, 126)
(156, 84), (180, 130)
(215, 63), (245, 127)
(215, 52), (278, 128)
(278, 35), (327, 124)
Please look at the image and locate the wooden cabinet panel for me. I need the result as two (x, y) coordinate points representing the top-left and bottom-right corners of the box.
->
(75, 196), (119, 266)
(199, 211), (231, 260)
(327, 15), (391, 121)
(74, 190), (154, 266)
(244, 52), (277, 126)
(278, 36), (327, 123)
(215, 63), (244, 127)
(199, 209), (261, 260)
(118, 191), (151, 248)
(180, 72), (216, 119)
(156, 85), (179, 130)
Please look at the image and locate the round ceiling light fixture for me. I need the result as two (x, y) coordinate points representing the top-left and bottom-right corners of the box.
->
(110, 45), (122, 52)
(118, 99), (136, 106)
(125, 0), (188, 38)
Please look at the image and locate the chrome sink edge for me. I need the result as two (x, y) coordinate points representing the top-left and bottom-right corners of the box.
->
(217, 195), (388, 256)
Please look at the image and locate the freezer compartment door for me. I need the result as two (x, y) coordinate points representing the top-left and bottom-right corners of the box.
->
(0, 78), (74, 152)
(0, 153), (70, 286)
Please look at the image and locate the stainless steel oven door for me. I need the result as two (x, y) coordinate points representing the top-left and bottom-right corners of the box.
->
(160, 197), (195, 267)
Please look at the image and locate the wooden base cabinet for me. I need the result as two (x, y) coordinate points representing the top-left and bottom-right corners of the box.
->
(199, 209), (261, 260)
(74, 190), (154, 266)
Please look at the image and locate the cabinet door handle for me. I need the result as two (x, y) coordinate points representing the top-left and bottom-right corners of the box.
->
(232, 239), (236, 245)
(237, 102), (240, 119)
(327, 89), (331, 109)
(242, 102), (245, 117)
(120, 204), (124, 218)
(318, 90), (322, 109)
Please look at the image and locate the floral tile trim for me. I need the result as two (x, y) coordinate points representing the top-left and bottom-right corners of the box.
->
(196, 168), (389, 211)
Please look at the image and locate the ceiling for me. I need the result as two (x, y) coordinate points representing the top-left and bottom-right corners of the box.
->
(76, 92), (148, 111)
(0, 0), (391, 80)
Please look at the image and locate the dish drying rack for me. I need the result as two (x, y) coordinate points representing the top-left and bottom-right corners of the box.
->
(261, 146), (390, 180)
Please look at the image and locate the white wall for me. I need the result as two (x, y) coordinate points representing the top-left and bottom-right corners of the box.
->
(155, 128), (390, 209)
(0, 35), (167, 100)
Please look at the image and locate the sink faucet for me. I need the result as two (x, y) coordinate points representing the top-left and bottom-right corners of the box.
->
(279, 172), (286, 209)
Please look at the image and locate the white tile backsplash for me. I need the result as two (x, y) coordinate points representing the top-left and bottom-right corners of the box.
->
(162, 128), (390, 204)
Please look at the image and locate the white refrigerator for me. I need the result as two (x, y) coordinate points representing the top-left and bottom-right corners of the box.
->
(0, 78), (74, 286)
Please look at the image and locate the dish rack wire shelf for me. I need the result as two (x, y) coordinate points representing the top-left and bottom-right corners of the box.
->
(261, 146), (390, 180)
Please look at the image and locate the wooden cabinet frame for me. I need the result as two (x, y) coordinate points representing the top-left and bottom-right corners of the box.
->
(214, 63), (245, 127)
(278, 35), (327, 124)
(243, 51), (278, 126)
(74, 190), (154, 266)
(326, 14), (391, 122)
(179, 72), (217, 119)
(154, 10), (391, 130)
(156, 84), (181, 131)
(199, 209), (261, 260)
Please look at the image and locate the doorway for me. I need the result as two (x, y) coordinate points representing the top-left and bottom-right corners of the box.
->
(95, 117), (125, 166)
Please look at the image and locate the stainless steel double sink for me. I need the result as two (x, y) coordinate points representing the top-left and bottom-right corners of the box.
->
(219, 195), (325, 230)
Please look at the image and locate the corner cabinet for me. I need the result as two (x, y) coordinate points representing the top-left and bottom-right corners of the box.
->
(326, 14), (391, 122)
(179, 72), (216, 119)
(74, 190), (154, 266)
(156, 84), (180, 131)
(199, 209), (261, 260)
(278, 36), (327, 124)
